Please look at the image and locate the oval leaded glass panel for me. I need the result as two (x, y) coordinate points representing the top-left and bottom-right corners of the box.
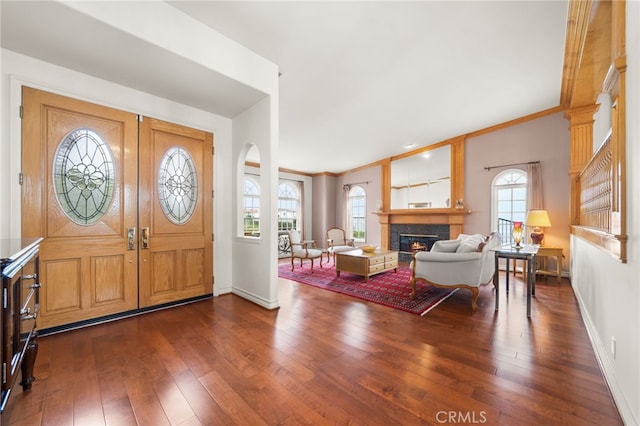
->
(53, 128), (115, 226)
(158, 147), (198, 225)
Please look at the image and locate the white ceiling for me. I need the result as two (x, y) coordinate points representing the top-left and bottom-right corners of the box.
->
(1, 1), (569, 174)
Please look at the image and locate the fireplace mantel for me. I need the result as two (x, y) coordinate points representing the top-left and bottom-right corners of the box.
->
(375, 209), (466, 250)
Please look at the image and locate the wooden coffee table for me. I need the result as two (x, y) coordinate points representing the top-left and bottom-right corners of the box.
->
(335, 248), (398, 282)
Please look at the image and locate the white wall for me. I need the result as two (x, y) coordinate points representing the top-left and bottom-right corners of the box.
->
(334, 165), (383, 247)
(64, 1), (276, 96)
(231, 97), (279, 308)
(464, 112), (571, 272)
(570, 2), (640, 423)
(311, 174), (336, 247)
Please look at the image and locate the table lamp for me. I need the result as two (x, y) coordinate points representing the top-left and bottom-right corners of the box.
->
(525, 209), (551, 245)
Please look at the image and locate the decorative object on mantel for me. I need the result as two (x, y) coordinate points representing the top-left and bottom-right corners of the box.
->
(375, 200), (383, 211)
(512, 221), (524, 249)
(525, 209), (552, 245)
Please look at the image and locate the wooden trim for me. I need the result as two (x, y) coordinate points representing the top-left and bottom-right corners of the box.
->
(451, 137), (465, 208)
(280, 167), (315, 177)
(466, 106), (565, 139)
(380, 158), (391, 212)
(310, 171), (339, 177)
(244, 161), (318, 177)
(331, 106), (564, 177)
(375, 209), (466, 251)
(571, 225), (627, 263)
(560, 0), (593, 106)
(390, 138), (455, 162)
(331, 159), (387, 177)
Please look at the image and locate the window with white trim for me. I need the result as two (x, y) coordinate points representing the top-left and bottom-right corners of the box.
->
(243, 176), (260, 236)
(348, 186), (366, 242)
(278, 181), (300, 231)
(492, 169), (527, 242)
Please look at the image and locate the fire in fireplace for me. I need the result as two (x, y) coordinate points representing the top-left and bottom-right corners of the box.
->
(399, 234), (441, 254)
(411, 241), (427, 252)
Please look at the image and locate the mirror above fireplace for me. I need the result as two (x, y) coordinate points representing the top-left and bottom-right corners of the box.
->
(390, 144), (451, 209)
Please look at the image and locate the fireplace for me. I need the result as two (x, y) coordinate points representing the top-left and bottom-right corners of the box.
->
(391, 224), (450, 262)
(374, 209), (466, 262)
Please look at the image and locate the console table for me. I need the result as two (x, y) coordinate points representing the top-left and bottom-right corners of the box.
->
(0, 238), (42, 417)
(336, 249), (398, 282)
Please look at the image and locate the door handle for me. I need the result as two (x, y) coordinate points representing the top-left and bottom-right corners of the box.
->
(141, 227), (150, 249)
(127, 227), (136, 250)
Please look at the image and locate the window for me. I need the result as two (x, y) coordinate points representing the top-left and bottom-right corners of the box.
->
(348, 186), (366, 241)
(278, 181), (300, 231)
(492, 169), (527, 243)
(54, 128), (115, 225)
(243, 176), (260, 236)
(158, 146), (198, 225)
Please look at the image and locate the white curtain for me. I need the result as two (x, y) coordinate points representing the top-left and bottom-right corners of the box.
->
(296, 180), (304, 235)
(527, 162), (544, 209)
(343, 185), (350, 236)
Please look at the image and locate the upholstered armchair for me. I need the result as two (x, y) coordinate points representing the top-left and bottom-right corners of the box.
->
(288, 230), (324, 272)
(409, 232), (502, 310)
(326, 227), (356, 263)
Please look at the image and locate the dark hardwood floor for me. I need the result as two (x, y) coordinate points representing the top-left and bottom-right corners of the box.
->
(4, 264), (622, 425)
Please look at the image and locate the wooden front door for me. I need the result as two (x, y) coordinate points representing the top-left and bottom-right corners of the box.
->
(21, 87), (213, 329)
(138, 118), (213, 308)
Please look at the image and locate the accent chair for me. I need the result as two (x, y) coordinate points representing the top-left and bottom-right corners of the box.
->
(326, 227), (356, 263)
(409, 232), (502, 310)
(288, 230), (324, 272)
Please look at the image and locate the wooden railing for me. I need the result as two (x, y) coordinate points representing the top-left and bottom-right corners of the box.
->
(574, 126), (627, 262)
(579, 134), (613, 232)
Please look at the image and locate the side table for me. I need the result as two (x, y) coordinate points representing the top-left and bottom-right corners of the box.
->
(535, 246), (564, 283)
(493, 245), (538, 317)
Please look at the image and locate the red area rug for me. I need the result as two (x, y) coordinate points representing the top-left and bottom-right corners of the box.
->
(278, 262), (457, 316)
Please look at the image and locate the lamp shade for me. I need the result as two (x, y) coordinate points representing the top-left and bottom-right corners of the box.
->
(525, 209), (552, 227)
(525, 209), (551, 245)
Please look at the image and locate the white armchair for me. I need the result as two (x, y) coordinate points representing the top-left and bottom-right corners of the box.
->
(326, 227), (356, 263)
(409, 232), (502, 310)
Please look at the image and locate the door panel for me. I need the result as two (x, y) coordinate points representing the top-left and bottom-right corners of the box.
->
(22, 87), (139, 329)
(92, 254), (126, 305)
(138, 117), (213, 308)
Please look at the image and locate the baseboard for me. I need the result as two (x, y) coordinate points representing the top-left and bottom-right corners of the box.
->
(232, 286), (280, 310)
(572, 283), (637, 425)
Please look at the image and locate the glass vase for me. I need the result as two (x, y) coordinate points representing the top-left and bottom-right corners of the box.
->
(512, 221), (524, 248)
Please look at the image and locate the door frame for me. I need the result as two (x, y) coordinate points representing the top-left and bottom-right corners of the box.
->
(18, 85), (215, 330)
